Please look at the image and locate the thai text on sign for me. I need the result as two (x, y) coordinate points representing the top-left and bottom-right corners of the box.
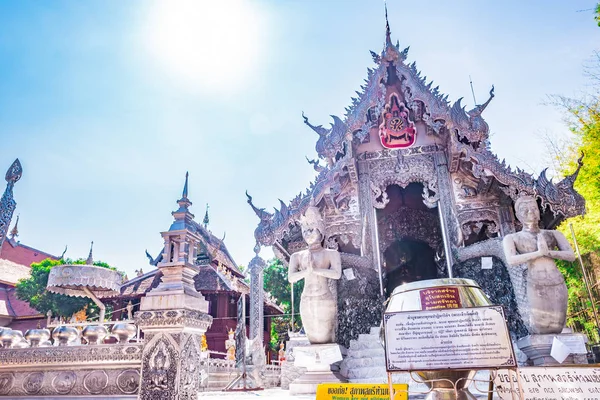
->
(419, 287), (461, 310)
(383, 306), (515, 371)
(494, 367), (600, 400)
(316, 383), (408, 400)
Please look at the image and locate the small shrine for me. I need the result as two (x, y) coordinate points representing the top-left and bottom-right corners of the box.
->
(119, 173), (283, 357)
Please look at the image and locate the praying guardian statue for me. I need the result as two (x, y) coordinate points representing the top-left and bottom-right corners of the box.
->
(288, 205), (342, 344)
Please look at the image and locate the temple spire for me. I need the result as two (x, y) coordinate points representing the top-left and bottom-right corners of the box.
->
(203, 203), (210, 229)
(182, 171), (189, 199)
(9, 215), (19, 240)
(385, 2), (392, 47)
(176, 172), (192, 212)
(86, 241), (94, 265)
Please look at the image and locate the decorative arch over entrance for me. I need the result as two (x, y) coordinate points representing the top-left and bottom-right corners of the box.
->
(375, 183), (444, 297)
(369, 153), (440, 209)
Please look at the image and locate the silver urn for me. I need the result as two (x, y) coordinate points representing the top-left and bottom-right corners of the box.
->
(52, 326), (80, 346)
(1, 329), (25, 348)
(25, 328), (51, 347)
(111, 322), (137, 344)
(383, 278), (493, 400)
(82, 325), (109, 345)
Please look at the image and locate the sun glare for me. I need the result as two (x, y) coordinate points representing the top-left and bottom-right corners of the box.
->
(142, 0), (265, 93)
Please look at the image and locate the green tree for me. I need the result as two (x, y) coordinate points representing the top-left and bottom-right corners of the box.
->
(263, 258), (303, 350)
(550, 55), (600, 341)
(16, 258), (119, 320)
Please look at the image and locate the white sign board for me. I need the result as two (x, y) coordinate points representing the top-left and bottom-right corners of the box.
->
(558, 335), (588, 354)
(495, 367), (600, 400)
(343, 268), (356, 281)
(481, 257), (493, 269)
(319, 345), (343, 365)
(383, 306), (515, 371)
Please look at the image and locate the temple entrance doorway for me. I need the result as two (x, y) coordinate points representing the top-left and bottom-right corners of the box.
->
(375, 183), (443, 298)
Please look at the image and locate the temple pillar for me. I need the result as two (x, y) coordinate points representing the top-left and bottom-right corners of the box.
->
(357, 159), (376, 267)
(248, 251), (266, 346)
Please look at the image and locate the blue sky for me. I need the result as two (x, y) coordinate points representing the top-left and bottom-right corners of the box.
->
(0, 1), (598, 277)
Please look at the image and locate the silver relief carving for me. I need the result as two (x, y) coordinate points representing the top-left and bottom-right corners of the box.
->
(83, 370), (108, 394)
(22, 372), (44, 394)
(0, 373), (13, 395)
(148, 341), (170, 391)
(52, 371), (77, 394)
(117, 369), (140, 394)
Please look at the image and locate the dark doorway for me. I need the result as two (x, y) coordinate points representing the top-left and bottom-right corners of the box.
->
(375, 183), (443, 297)
(383, 239), (437, 295)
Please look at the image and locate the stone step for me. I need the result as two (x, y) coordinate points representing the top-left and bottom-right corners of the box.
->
(346, 366), (388, 379)
(342, 354), (385, 370)
(369, 326), (381, 335)
(349, 339), (384, 350)
(358, 333), (381, 342)
(346, 346), (385, 358)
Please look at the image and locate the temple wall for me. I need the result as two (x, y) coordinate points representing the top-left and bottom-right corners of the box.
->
(0, 343), (143, 397)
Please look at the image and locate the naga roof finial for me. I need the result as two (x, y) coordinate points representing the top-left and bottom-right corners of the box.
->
(469, 85), (495, 117)
(0, 159), (22, 251)
(245, 191), (273, 222)
(302, 112), (328, 137)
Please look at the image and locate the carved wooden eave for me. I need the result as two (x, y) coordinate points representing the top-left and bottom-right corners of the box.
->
(250, 154), (360, 249)
(455, 142), (585, 227)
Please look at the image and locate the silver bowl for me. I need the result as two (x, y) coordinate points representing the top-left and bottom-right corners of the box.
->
(52, 326), (80, 346)
(382, 278), (492, 400)
(0, 329), (24, 348)
(111, 323), (137, 344)
(0, 328), (8, 347)
(82, 325), (109, 345)
(25, 328), (51, 347)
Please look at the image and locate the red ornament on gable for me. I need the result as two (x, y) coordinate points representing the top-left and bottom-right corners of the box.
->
(378, 95), (416, 149)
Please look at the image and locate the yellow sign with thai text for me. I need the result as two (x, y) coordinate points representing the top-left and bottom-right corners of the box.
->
(316, 383), (408, 400)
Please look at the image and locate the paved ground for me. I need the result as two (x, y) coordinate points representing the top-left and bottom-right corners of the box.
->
(198, 388), (495, 399)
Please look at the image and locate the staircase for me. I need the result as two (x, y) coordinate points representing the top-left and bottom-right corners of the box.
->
(339, 326), (428, 391)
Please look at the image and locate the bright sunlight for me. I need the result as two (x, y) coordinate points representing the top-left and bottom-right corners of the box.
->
(141, 0), (265, 93)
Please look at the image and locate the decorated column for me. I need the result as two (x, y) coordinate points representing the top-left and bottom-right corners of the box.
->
(136, 173), (213, 400)
(248, 244), (266, 346)
(0, 159), (22, 252)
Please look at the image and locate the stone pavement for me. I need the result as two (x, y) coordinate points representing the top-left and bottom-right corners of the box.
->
(196, 388), (497, 399)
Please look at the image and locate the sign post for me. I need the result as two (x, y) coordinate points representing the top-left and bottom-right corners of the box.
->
(382, 305), (517, 399)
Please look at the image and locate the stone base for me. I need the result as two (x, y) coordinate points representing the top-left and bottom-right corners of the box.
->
(517, 333), (589, 366)
(289, 344), (346, 395)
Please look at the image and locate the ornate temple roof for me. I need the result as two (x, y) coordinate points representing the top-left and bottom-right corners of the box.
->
(248, 15), (586, 248)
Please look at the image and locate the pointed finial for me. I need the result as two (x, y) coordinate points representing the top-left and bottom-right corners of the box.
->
(9, 215), (19, 239)
(385, 1), (392, 46)
(203, 203), (210, 228)
(86, 241), (94, 265)
(182, 171), (189, 199)
(5, 159), (22, 184)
